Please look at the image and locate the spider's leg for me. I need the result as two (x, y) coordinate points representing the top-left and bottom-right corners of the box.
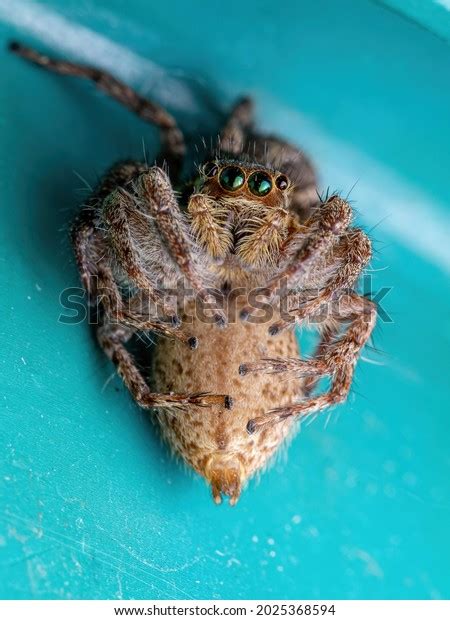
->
(88, 160), (148, 205)
(239, 195), (353, 320)
(126, 167), (227, 326)
(245, 293), (377, 433)
(72, 160), (149, 290)
(96, 262), (198, 348)
(220, 97), (254, 155)
(302, 323), (340, 397)
(97, 321), (229, 410)
(76, 161), (177, 322)
(72, 215), (226, 408)
(9, 42), (185, 175)
(72, 211), (194, 346)
(269, 228), (372, 335)
(269, 195), (353, 294)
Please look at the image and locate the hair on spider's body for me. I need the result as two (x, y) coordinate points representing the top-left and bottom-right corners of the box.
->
(10, 41), (377, 506)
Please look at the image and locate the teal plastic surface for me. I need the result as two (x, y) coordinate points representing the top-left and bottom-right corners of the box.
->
(1, 0), (450, 600)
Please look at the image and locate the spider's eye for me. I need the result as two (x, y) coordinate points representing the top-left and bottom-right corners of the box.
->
(248, 171), (273, 197)
(219, 166), (245, 192)
(275, 174), (289, 191)
(203, 162), (219, 177)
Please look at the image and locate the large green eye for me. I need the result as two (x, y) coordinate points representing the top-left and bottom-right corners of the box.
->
(219, 166), (245, 191)
(248, 171), (273, 197)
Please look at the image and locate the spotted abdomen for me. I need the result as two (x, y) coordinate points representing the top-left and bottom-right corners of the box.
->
(151, 305), (302, 504)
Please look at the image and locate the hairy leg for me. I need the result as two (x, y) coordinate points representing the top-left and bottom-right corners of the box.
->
(220, 97), (254, 155)
(240, 195), (352, 320)
(72, 215), (230, 408)
(97, 321), (229, 409)
(269, 228), (372, 335)
(243, 293), (377, 433)
(270, 196), (352, 293)
(302, 322), (340, 396)
(120, 167), (226, 325)
(87, 160), (148, 207)
(72, 211), (195, 346)
(9, 42), (185, 175)
(75, 161), (175, 319)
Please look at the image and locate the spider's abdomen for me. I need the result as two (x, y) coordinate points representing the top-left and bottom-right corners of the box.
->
(151, 303), (302, 504)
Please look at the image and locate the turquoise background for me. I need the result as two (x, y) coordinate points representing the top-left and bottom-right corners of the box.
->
(1, 0), (450, 600)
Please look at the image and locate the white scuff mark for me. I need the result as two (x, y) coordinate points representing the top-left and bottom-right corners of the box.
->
(26, 559), (39, 597)
(258, 97), (450, 275)
(0, 0), (198, 112)
(343, 546), (384, 579)
(7, 525), (28, 544)
(75, 517), (84, 530)
(226, 557), (241, 567)
(116, 573), (123, 600)
(71, 553), (83, 576)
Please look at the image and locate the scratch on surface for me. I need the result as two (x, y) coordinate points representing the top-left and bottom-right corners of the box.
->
(92, 519), (201, 576)
(2, 512), (196, 599)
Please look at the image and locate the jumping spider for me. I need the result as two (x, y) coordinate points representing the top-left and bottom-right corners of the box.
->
(11, 42), (377, 505)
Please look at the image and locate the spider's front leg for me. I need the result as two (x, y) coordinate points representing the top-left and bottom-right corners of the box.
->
(269, 227), (372, 335)
(113, 167), (227, 326)
(243, 293), (377, 433)
(239, 195), (352, 321)
(72, 206), (196, 346)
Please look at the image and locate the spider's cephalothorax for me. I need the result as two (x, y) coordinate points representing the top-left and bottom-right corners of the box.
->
(11, 42), (377, 505)
(188, 159), (297, 282)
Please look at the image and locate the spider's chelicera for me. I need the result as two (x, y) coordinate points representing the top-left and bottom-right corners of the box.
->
(11, 41), (377, 505)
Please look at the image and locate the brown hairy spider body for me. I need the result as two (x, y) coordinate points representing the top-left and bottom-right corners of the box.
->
(153, 302), (301, 505)
(11, 42), (377, 505)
